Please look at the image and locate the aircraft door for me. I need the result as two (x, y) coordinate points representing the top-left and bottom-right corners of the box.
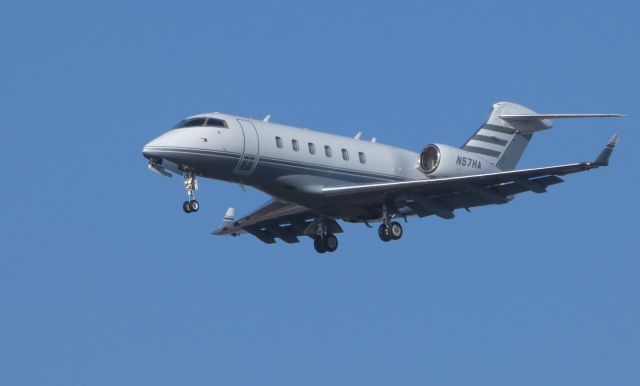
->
(234, 119), (260, 175)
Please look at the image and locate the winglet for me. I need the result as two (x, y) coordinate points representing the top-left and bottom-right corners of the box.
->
(221, 207), (235, 227)
(592, 133), (620, 167)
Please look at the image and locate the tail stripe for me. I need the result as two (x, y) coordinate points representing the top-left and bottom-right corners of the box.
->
(481, 124), (516, 135)
(462, 145), (501, 158)
(470, 134), (509, 146)
(463, 139), (506, 153)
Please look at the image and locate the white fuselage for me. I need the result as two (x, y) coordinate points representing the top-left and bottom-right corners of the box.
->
(142, 112), (498, 213)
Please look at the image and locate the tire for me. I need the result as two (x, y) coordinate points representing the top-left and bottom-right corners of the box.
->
(183, 201), (192, 213)
(389, 221), (403, 240)
(314, 237), (327, 253)
(325, 234), (338, 252)
(189, 200), (200, 212)
(378, 224), (391, 242)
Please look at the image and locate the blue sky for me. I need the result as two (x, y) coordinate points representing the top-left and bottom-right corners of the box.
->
(1, 1), (638, 385)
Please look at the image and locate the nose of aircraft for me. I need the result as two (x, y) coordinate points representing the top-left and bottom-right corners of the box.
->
(142, 144), (152, 160)
(142, 137), (163, 162)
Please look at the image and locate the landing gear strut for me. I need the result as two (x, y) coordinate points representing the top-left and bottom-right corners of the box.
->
(182, 171), (199, 213)
(378, 203), (403, 242)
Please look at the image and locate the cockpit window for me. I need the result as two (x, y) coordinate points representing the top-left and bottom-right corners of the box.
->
(174, 117), (227, 129)
(183, 118), (207, 127)
(173, 118), (207, 128)
(206, 118), (228, 128)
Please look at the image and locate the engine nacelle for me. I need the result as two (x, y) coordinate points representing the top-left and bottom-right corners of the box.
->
(419, 144), (500, 178)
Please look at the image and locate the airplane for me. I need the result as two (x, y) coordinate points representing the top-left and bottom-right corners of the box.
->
(142, 101), (622, 253)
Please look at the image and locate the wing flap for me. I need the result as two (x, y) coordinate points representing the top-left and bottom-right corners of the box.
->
(245, 226), (277, 244)
(439, 175), (564, 211)
(398, 175), (564, 218)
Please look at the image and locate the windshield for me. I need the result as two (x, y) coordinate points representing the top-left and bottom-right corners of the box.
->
(174, 117), (228, 129)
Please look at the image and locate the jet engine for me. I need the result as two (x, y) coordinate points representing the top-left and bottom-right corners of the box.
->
(419, 144), (498, 178)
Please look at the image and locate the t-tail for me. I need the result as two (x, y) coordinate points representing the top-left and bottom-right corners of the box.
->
(462, 101), (624, 171)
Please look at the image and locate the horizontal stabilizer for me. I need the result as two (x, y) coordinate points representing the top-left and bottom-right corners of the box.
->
(500, 113), (625, 120)
(592, 133), (620, 167)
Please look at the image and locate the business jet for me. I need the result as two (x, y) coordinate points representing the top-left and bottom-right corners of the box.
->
(142, 101), (622, 253)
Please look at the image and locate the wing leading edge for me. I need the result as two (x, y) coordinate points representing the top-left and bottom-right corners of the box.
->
(322, 134), (620, 212)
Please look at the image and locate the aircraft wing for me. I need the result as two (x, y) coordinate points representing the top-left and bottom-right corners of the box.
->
(323, 134), (619, 217)
(213, 135), (618, 241)
(211, 200), (316, 244)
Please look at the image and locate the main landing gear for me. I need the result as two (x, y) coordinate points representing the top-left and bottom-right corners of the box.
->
(312, 218), (339, 254)
(182, 171), (199, 213)
(378, 203), (403, 242)
(378, 221), (403, 242)
(313, 234), (338, 254)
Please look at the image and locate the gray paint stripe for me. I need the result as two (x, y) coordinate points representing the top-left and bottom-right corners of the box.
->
(482, 124), (516, 135)
(155, 147), (407, 182)
(462, 145), (502, 158)
(259, 159), (400, 182)
(145, 146), (241, 158)
(152, 146), (403, 180)
(260, 156), (405, 181)
(471, 134), (509, 146)
(156, 148), (240, 160)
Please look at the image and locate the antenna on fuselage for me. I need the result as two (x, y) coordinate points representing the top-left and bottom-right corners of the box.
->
(371, 137), (377, 143)
(354, 132), (362, 139)
(262, 114), (271, 122)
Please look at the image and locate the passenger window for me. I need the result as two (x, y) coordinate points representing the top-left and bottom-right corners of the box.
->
(342, 149), (349, 161)
(308, 142), (315, 154)
(292, 139), (299, 152)
(276, 136), (283, 149)
(205, 118), (228, 128)
(325, 146), (332, 158)
(359, 152), (366, 164)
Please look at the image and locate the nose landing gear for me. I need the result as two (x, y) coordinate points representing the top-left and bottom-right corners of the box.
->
(183, 200), (199, 213)
(182, 171), (199, 213)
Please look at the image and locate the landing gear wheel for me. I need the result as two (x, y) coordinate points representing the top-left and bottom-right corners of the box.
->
(189, 200), (200, 212)
(325, 234), (338, 252)
(389, 221), (403, 240)
(183, 201), (192, 213)
(314, 237), (327, 254)
(378, 224), (391, 242)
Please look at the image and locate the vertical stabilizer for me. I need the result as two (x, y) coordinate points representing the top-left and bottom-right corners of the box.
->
(462, 102), (552, 171)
